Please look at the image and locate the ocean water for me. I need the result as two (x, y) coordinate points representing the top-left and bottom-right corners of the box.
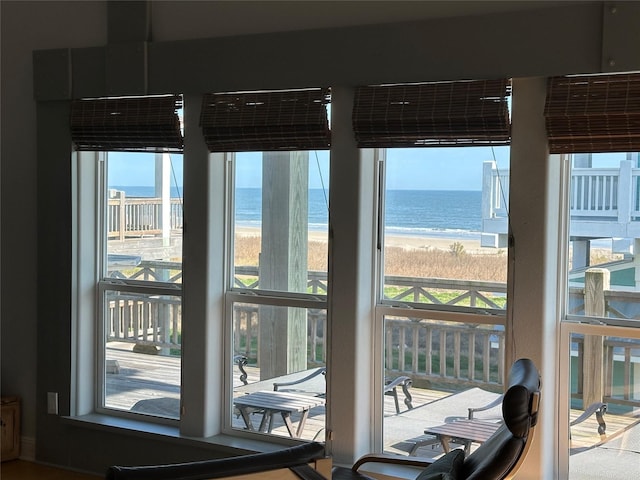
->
(113, 186), (482, 240)
(384, 190), (481, 239)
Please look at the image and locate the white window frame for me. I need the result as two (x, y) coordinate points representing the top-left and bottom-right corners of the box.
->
(558, 152), (640, 477)
(372, 148), (508, 450)
(220, 151), (329, 439)
(558, 321), (640, 476)
(75, 149), (184, 424)
(73, 150), (101, 417)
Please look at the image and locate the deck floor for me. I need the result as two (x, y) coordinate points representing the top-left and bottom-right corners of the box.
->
(105, 344), (638, 460)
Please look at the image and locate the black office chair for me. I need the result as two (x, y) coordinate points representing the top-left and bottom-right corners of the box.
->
(333, 358), (541, 480)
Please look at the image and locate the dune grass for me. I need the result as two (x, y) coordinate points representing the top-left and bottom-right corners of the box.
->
(235, 234), (622, 283)
(234, 234), (508, 282)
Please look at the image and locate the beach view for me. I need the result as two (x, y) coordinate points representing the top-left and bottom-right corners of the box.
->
(235, 226), (508, 282)
(103, 149), (639, 475)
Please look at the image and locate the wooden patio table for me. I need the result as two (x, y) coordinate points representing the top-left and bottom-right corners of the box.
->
(423, 419), (501, 454)
(234, 390), (325, 438)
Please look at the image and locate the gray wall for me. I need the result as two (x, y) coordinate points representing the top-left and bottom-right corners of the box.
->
(1, 0), (107, 454)
(2, 0), (640, 475)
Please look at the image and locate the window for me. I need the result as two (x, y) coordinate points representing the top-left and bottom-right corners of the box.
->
(563, 152), (640, 478)
(378, 146), (510, 455)
(100, 152), (184, 419)
(354, 80), (513, 456)
(546, 74), (640, 478)
(226, 151), (329, 440)
(200, 89), (331, 440)
(381, 147), (510, 310)
(71, 95), (184, 420)
(231, 151), (329, 295)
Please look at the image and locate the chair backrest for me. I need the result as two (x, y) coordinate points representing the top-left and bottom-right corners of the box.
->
(461, 358), (541, 480)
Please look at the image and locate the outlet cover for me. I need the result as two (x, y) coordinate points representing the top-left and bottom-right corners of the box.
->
(47, 392), (58, 415)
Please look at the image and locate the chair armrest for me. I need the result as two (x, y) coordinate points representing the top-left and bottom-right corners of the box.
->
(570, 402), (607, 436)
(468, 394), (504, 419)
(106, 442), (327, 480)
(234, 355), (249, 386)
(352, 453), (434, 472)
(273, 368), (327, 391)
(384, 376), (413, 411)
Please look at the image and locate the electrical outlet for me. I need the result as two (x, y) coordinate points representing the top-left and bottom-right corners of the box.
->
(47, 392), (58, 415)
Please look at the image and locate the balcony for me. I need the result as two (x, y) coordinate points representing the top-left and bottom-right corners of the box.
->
(104, 263), (640, 414)
(102, 190), (639, 473)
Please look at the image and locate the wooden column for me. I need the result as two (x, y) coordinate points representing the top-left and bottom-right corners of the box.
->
(259, 151), (309, 379)
(634, 239), (640, 288)
(155, 152), (172, 246)
(115, 190), (126, 241)
(582, 268), (609, 408)
(151, 153), (172, 355)
(572, 240), (590, 270)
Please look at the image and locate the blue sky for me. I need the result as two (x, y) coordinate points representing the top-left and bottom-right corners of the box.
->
(108, 152), (183, 186)
(385, 147), (510, 191)
(108, 149), (629, 191)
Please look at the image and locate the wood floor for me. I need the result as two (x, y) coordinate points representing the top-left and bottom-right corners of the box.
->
(0, 460), (101, 479)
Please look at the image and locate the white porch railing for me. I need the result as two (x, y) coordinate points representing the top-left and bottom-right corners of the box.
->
(570, 167), (621, 218)
(105, 262), (639, 407)
(107, 190), (183, 240)
(482, 160), (640, 236)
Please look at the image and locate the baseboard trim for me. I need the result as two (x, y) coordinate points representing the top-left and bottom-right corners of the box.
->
(19, 435), (35, 461)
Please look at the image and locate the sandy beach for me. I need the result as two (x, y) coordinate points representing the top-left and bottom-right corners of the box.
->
(235, 225), (618, 284)
(381, 232), (489, 254)
(234, 225), (507, 281)
(235, 226), (495, 255)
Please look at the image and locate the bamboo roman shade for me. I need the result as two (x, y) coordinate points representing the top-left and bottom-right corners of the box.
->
(352, 79), (511, 148)
(200, 88), (331, 152)
(545, 73), (640, 153)
(71, 95), (183, 152)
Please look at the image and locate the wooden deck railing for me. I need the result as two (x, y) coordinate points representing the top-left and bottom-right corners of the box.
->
(384, 319), (505, 388)
(107, 191), (183, 240)
(384, 275), (506, 309)
(106, 263), (639, 407)
(106, 291), (182, 351)
(573, 335), (640, 408)
(568, 268), (640, 410)
(108, 260), (183, 283)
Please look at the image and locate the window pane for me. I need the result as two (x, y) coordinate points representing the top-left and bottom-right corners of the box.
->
(564, 152), (640, 478)
(382, 147), (510, 313)
(105, 152), (183, 282)
(233, 151), (329, 294)
(382, 316), (504, 457)
(231, 301), (326, 440)
(103, 290), (182, 419)
(567, 153), (640, 324)
(568, 332), (640, 479)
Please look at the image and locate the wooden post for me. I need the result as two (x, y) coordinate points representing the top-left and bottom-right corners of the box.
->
(481, 161), (495, 220)
(582, 268), (609, 408)
(259, 151), (309, 379)
(634, 239), (640, 288)
(116, 190), (126, 241)
(572, 240), (590, 270)
(617, 160), (632, 225)
(155, 153), (172, 246)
